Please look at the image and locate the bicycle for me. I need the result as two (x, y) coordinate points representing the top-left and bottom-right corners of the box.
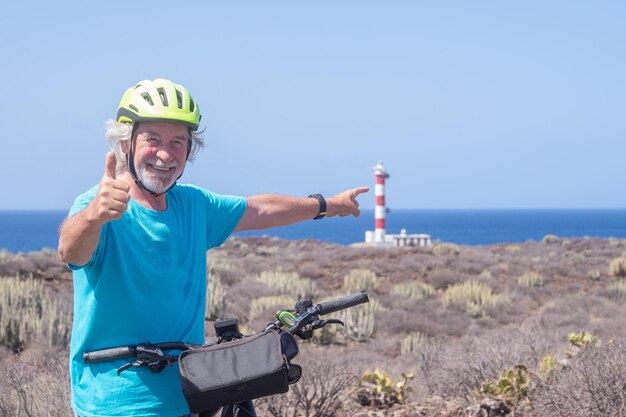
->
(84, 290), (370, 417)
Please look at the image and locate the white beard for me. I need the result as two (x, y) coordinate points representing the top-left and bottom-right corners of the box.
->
(136, 158), (181, 194)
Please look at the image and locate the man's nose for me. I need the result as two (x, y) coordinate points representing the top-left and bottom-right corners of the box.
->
(155, 148), (174, 162)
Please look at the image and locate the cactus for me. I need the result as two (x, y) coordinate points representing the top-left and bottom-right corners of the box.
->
(257, 271), (317, 299)
(609, 253), (626, 277)
(342, 269), (378, 293)
(538, 354), (557, 376)
(568, 331), (600, 348)
(400, 332), (429, 356)
(609, 281), (626, 302)
(249, 295), (294, 320)
(566, 331), (601, 358)
(205, 272), (227, 320)
(442, 280), (509, 317)
(391, 282), (435, 301)
(480, 365), (530, 405)
(339, 298), (378, 341)
(357, 369), (414, 408)
(516, 271), (543, 287)
(432, 243), (461, 256)
(542, 234), (560, 244)
(0, 276), (71, 352)
(587, 269), (602, 281)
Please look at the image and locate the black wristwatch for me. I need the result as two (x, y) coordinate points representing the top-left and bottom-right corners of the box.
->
(308, 194), (327, 220)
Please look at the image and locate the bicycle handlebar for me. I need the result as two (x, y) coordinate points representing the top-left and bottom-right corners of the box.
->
(84, 342), (197, 364)
(83, 291), (370, 366)
(84, 346), (135, 364)
(316, 291), (369, 315)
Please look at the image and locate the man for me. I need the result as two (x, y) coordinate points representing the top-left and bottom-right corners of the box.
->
(58, 78), (368, 417)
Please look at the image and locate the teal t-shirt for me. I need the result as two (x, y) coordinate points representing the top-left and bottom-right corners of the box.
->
(68, 183), (246, 417)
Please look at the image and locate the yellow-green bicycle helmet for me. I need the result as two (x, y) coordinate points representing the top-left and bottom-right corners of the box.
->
(117, 79), (201, 131)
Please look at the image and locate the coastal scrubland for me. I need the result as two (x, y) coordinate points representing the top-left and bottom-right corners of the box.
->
(2, 236), (626, 416)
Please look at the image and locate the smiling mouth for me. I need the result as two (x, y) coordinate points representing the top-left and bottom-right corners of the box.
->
(148, 163), (176, 172)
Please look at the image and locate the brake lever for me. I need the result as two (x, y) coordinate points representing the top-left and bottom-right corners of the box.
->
(311, 319), (344, 330)
(118, 360), (145, 375)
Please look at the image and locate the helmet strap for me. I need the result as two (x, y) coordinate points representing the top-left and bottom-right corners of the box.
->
(126, 123), (185, 198)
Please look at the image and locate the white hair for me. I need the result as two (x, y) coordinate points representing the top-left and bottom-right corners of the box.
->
(104, 119), (205, 174)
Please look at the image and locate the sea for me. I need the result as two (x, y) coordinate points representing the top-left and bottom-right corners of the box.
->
(2, 209), (626, 253)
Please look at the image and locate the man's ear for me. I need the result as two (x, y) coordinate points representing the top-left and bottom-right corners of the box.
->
(121, 140), (130, 154)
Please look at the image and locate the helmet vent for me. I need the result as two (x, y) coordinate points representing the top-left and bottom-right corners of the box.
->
(157, 88), (169, 106)
(189, 98), (195, 113)
(141, 93), (154, 106)
(176, 90), (183, 109)
(129, 104), (139, 112)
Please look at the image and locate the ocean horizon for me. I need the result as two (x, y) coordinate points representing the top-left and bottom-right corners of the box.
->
(2, 208), (626, 254)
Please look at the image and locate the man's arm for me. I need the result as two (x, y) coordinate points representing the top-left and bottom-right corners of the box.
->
(58, 152), (130, 265)
(234, 187), (369, 232)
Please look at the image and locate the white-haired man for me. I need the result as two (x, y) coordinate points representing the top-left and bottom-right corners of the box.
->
(58, 78), (368, 417)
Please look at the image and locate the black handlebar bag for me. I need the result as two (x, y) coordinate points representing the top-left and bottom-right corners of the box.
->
(179, 329), (299, 413)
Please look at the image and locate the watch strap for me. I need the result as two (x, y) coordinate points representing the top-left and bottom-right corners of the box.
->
(308, 194), (327, 220)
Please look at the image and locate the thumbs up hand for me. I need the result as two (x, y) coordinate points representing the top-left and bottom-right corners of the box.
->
(88, 152), (131, 224)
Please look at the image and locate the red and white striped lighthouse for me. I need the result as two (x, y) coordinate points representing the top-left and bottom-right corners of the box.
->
(373, 162), (389, 242)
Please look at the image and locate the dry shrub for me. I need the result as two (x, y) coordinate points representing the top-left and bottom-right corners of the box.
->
(255, 354), (359, 417)
(532, 341), (626, 417)
(0, 354), (71, 416)
(603, 281), (626, 303)
(427, 268), (463, 290)
(0, 249), (68, 280)
(427, 326), (553, 399)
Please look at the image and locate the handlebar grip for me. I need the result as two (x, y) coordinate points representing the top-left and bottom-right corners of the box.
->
(84, 346), (135, 363)
(316, 291), (369, 315)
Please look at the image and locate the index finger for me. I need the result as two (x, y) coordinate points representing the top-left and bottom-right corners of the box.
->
(351, 187), (370, 198)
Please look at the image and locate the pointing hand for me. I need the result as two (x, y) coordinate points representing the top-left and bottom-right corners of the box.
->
(326, 187), (370, 217)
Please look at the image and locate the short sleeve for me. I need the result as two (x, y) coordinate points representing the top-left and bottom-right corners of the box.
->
(200, 189), (247, 249)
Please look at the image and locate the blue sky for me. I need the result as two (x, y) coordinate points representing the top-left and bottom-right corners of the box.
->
(1, 1), (625, 210)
